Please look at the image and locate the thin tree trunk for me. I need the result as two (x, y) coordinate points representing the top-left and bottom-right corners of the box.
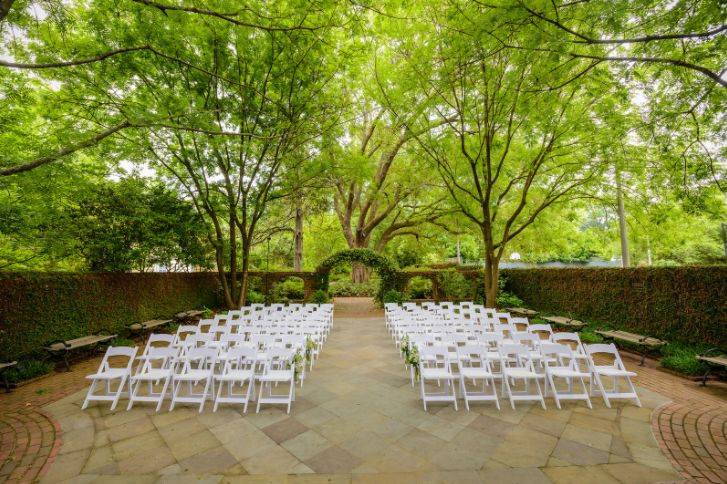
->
(215, 243), (235, 308)
(293, 196), (303, 271)
(616, 169), (630, 268)
(351, 263), (371, 283)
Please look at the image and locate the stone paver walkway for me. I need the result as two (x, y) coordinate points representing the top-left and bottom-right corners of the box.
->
(1, 297), (725, 483)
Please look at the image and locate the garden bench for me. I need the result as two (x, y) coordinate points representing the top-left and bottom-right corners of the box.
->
(174, 310), (204, 321)
(696, 349), (727, 386)
(505, 307), (538, 317)
(1, 361), (17, 392)
(542, 316), (585, 330)
(129, 318), (173, 334)
(595, 330), (666, 365)
(44, 333), (117, 371)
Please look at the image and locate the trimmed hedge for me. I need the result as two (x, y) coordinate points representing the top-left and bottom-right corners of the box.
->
(502, 267), (727, 348)
(0, 272), (222, 361)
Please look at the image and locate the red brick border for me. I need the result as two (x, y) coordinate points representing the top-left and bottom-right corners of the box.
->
(0, 408), (62, 483)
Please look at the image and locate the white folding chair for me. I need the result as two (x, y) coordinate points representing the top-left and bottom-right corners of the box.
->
(82, 346), (137, 410)
(541, 343), (592, 409)
(457, 344), (499, 411)
(127, 346), (176, 411)
(214, 346), (257, 413)
(170, 347), (217, 412)
(586, 344), (641, 408)
(172, 324), (199, 347)
(256, 348), (296, 413)
(499, 344), (546, 409)
(419, 345), (458, 411)
(528, 324), (554, 341)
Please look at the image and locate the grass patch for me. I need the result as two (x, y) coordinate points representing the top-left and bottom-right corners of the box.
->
(660, 343), (711, 376)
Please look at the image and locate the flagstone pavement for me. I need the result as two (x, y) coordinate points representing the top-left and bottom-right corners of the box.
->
(2, 297), (726, 483)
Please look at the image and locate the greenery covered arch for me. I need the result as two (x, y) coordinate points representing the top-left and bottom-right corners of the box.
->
(314, 249), (406, 301)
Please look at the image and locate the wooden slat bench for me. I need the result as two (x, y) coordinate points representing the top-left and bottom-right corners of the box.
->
(44, 333), (117, 371)
(505, 307), (539, 318)
(174, 310), (204, 322)
(129, 319), (173, 334)
(542, 316), (586, 330)
(697, 350), (727, 386)
(596, 330), (666, 365)
(0, 361), (17, 392)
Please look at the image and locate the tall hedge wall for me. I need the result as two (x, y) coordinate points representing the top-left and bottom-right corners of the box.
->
(502, 267), (727, 348)
(0, 272), (222, 360)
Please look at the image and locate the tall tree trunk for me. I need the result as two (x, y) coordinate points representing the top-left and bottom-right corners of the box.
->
(293, 196), (303, 271)
(616, 169), (630, 268)
(484, 254), (500, 308)
(215, 242), (235, 309)
(237, 245), (251, 308)
(351, 263), (371, 283)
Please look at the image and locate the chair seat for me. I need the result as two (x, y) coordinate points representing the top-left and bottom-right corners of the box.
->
(421, 368), (454, 379)
(548, 368), (590, 378)
(217, 370), (254, 381)
(258, 370), (293, 381)
(594, 366), (636, 377)
(174, 369), (212, 381)
(503, 368), (540, 378)
(132, 368), (172, 380)
(460, 368), (492, 378)
(86, 368), (129, 380)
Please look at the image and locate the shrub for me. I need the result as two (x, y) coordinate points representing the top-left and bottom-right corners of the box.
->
(271, 278), (305, 302)
(438, 269), (471, 300)
(311, 290), (330, 304)
(0, 272), (221, 361)
(660, 343), (711, 376)
(579, 331), (604, 344)
(502, 267), (727, 347)
(328, 280), (377, 297)
(383, 290), (406, 304)
(246, 290), (265, 304)
(496, 290), (523, 309)
(112, 337), (136, 347)
(5, 359), (54, 384)
(407, 276), (433, 299)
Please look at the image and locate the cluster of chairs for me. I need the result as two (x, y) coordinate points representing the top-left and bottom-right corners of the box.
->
(386, 302), (641, 411)
(82, 303), (333, 414)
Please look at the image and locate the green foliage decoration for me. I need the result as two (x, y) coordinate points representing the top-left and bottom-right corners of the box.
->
(314, 249), (405, 302)
(0, 272), (222, 361)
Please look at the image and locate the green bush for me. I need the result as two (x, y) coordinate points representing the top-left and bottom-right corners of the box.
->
(5, 359), (54, 384)
(311, 290), (330, 304)
(0, 272), (221, 361)
(502, 267), (727, 347)
(112, 337), (136, 347)
(496, 290), (523, 309)
(407, 276), (433, 299)
(383, 290), (406, 304)
(271, 278), (305, 302)
(438, 269), (471, 300)
(246, 290), (265, 304)
(328, 280), (377, 297)
(579, 331), (604, 344)
(660, 343), (711, 376)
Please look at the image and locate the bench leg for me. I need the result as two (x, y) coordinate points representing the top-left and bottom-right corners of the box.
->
(639, 352), (645, 366)
(2, 371), (10, 393)
(63, 352), (71, 372)
(700, 368), (711, 386)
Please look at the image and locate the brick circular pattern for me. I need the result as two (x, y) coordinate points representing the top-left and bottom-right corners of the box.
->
(653, 401), (727, 483)
(0, 408), (62, 482)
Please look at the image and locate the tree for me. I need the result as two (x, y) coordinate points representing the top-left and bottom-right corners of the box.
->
(64, 178), (209, 272)
(409, 7), (610, 305)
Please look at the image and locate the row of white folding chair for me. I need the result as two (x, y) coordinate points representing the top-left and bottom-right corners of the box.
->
(413, 339), (639, 411)
(84, 343), (298, 414)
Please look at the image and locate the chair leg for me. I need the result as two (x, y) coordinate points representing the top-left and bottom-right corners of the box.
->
(157, 377), (171, 412)
(110, 376), (126, 411)
(82, 379), (97, 410)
